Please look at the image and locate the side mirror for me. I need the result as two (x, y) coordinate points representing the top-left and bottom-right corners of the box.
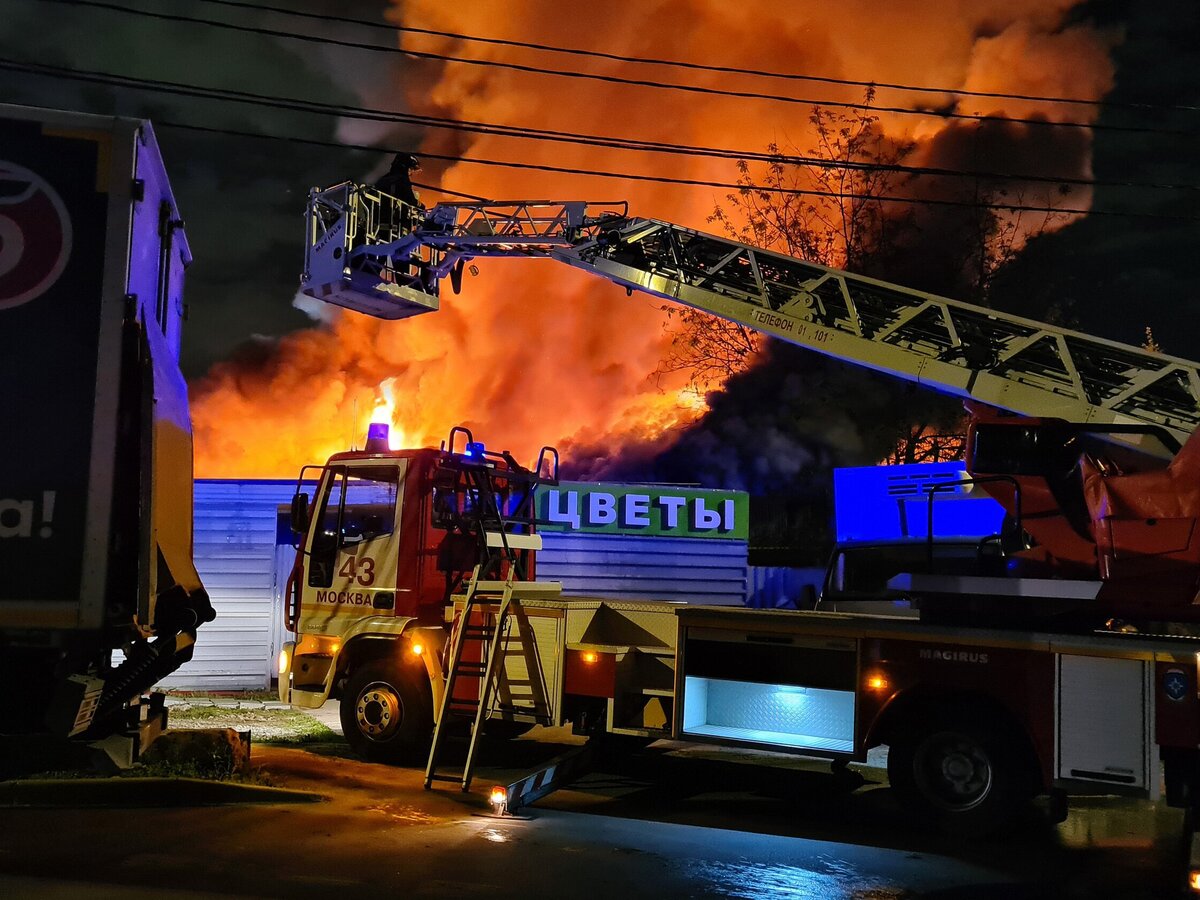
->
(290, 492), (310, 535)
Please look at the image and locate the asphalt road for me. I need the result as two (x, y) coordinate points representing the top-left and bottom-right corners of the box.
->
(0, 731), (1186, 899)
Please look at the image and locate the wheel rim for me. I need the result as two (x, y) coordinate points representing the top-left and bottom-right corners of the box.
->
(356, 681), (404, 742)
(913, 730), (993, 811)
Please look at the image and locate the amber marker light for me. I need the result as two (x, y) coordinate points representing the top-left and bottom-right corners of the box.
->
(865, 673), (890, 692)
(410, 641), (425, 656)
(489, 785), (508, 815)
(1189, 870), (1200, 893)
(277, 650), (289, 675)
(581, 651), (599, 665)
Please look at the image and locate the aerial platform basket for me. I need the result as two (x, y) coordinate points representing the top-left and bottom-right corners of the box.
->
(300, 181), (440, 320)
(301, 183), (632, 321)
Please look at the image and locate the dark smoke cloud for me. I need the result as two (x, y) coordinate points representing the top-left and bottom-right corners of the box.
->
(563, 90), (1119, 524)
(566, 343), (962, 491)
(867, 116), (1097, 301)
(986, 1), (1200, 353)
(570, 118), (1101, 500)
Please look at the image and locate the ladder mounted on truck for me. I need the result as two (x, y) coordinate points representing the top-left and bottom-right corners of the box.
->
(302, 185), (1200, 449)
(423, 427), (562, 792)
(425, 571), (561, 792)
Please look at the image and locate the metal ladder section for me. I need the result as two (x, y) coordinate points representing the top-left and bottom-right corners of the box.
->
(423, 568), (554, 792)
(301, 187), (1200, 445)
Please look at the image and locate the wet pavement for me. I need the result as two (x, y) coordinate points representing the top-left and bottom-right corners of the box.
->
(0, 730), (1186, 898)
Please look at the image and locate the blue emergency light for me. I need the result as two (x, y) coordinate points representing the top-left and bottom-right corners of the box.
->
(365, 422), (390, 453)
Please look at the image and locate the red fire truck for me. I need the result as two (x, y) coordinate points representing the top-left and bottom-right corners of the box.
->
(281, 186), (1200, 851)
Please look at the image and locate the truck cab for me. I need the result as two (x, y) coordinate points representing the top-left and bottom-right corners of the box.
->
(279, 425), (555, 762)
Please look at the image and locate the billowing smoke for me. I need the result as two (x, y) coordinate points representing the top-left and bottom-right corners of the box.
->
(192, 0), (1118, 478)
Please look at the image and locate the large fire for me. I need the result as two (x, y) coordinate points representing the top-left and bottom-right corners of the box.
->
(191, 1), (1117, 478)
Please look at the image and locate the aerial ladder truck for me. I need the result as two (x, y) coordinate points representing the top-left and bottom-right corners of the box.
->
(283, 181), (1200, 855)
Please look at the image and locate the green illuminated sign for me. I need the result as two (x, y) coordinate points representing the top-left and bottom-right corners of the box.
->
(538, 482), (748, 540)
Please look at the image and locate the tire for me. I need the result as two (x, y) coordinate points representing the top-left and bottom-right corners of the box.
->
(888, 712), (1033, 837)
(340, 659), (433, 765)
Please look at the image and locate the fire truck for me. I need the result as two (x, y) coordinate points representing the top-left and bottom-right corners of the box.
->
(282, 184), (1200, 846)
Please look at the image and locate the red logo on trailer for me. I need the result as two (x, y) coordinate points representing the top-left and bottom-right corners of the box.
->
(0, 161), (73, 311)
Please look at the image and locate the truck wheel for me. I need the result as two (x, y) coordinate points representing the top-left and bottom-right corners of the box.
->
(340, 659), (433, 765)
(888, 713), (1031, 836)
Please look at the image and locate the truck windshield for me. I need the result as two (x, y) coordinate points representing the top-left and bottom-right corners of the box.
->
(315, 465), (400, 548)
(430, 465), (534, 534)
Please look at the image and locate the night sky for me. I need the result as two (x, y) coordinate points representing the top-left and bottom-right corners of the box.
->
(0, 0), (414, 377)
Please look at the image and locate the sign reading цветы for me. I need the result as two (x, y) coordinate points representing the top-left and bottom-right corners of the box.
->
(538, 482), (748, 540)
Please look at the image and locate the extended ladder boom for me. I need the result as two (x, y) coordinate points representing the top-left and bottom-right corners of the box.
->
(301, 184), (1200, 446)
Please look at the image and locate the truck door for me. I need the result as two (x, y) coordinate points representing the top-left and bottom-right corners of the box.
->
(299, 461), (405, 634)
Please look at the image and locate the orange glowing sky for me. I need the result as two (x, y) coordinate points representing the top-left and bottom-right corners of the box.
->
(191, 0), (1117, 478)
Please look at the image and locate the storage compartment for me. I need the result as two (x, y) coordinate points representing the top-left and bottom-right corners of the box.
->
(1057, 654), (1150, 789)
(682, 677), (854, 751)
(680, 627), (857, 753)
(610, 648), (676, 735)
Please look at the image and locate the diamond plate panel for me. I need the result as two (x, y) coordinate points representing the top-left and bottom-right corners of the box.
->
(698, 678), (854, 743)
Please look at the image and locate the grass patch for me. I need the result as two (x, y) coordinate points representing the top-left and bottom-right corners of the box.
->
(3, 706), (339, 784)
(128, 759), (279, 786)
(5, 752), (277, 786)
(9, 763), (278, 786)
(168, 706), (339, 745)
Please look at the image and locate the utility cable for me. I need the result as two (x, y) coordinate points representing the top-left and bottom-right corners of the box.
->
(193, 0), (1198, 115)
(4, 63), (1191, 219)
(135, 118), (1200, 222)
(410, 180), (489, 203)
(5, 57), (1198, 197)
(39, 0), (1200, 139)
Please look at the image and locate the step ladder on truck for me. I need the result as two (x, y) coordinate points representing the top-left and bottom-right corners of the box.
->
(285, 182), (1200, 883)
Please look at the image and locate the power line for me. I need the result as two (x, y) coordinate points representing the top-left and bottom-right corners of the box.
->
(6, 59), (1194, 220)
(410, 180), (489, 203)
(40, 0), (1200, 140)
(6, 56), (1198, 197)
(126, 118), (1200, 222)
(194, 0), (1198, 116)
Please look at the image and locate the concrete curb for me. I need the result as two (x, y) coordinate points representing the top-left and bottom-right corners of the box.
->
(0, 777), (325, 808)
